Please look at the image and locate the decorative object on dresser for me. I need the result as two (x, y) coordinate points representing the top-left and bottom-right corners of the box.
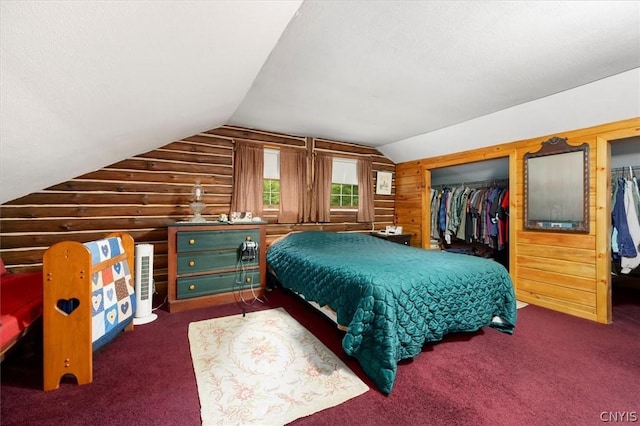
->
(167, 222), (267, 312)
(189, 181), (206, 223)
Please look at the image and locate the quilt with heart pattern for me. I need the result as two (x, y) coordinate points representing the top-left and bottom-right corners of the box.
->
(84, 237), (136, 350)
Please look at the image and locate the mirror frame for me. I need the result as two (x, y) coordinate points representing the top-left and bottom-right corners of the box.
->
(524, 137), (590, 233)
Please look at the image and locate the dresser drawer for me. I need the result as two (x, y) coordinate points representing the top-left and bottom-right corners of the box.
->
(176, 249), (259, 274)
(177, 270), (260, 299)
(177, 229), (261, 252)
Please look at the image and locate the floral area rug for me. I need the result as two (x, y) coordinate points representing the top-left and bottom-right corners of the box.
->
(188, 308), (369, 425)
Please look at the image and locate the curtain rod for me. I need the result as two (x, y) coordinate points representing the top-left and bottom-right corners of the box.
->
(231, 138), (307, 150)
(312, 148), (374, 158)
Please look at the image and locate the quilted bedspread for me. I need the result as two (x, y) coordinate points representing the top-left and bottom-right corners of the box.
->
(267, 231), (517, 394)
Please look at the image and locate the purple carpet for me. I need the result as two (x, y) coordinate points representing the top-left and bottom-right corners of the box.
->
(2, 286), (639, 426)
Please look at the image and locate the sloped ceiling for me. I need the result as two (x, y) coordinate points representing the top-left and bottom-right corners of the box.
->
(0, 1), (302, 204)
(2, 1), (639, 204)
(231, 1), (640, 146)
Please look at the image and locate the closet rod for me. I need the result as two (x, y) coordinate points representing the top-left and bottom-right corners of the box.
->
(432, 177), (509, 190)
(611, 165), (640, 177)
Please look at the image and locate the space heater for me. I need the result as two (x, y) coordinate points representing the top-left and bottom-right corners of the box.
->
(133, 243), (157, 325)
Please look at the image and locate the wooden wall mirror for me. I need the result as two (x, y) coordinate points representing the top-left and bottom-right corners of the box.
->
(524, 137), (589, 233)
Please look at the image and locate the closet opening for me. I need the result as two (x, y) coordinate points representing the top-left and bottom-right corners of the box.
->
(610, 136), (640, 320)
(429, 157), (510, 270)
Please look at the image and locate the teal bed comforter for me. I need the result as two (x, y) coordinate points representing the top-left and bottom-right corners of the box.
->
(266, 231), (517, 394)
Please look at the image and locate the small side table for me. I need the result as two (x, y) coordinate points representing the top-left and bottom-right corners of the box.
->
(370, 232), (412, 246)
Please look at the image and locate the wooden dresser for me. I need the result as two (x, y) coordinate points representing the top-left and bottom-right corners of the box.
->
(167, 222), (266, 312)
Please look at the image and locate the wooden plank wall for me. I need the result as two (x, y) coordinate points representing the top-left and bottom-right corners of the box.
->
(395, 117), (640, 324)
(0, 125), (396, 298)
(395, 160), (426, 246)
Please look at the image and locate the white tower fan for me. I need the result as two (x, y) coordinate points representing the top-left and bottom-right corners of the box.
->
(133, 244), (157, 325)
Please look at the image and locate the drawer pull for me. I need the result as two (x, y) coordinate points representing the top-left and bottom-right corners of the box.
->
(245, 277), (251, 284)
(189, 239), (195, 245)
(188, 260), (195, 267)
(188, 284), (195, 291)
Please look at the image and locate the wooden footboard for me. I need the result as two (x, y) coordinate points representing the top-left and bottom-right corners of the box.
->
(43, 232), (135, 391)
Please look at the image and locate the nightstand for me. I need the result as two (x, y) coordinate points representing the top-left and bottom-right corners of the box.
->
(370, 232), (412, 246)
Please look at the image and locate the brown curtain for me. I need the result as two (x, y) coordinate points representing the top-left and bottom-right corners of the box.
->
(278, 147), (308, 223)
(357, 157), (375, 222)
(230, 140), (264, 215)
(311, 152), (332, 222)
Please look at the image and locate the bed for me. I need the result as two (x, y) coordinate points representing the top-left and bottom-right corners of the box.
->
(266, 231), (517, 394)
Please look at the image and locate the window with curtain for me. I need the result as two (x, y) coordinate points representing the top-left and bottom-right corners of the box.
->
(263, 148), (280, 209)
(231, 144), (373, 224)
(331, 157), (358, 209)
(230, 140), (264, 215)
(278, 147), (308, 223)
(357, 157), (375, 222)
(311, 152), (332, 222)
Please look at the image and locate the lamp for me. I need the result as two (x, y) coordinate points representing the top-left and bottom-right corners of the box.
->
(190, 181), (206, 222)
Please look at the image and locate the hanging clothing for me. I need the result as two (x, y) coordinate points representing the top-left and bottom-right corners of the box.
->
(430, 189), (439, 240)
(486, 186), (501, 248)
(438, 188), (450, 234)
(456, 187), (471, 241)
(621, 179), (640, 273)
(611, 177), (620, 256)
(498, 189), (509, 250)
(611, 166), (640, 274)
(612, 178), (636, 258)
(633, 175), (640, 216)
(430, 182), (508, 250)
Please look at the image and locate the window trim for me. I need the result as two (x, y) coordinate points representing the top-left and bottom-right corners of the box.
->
(263, 149), (281, 210)
(330, 157), (359, 211)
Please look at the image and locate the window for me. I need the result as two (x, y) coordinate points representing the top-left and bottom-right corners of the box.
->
(331, 157), (358, 209)
(263, 149), (280, 209)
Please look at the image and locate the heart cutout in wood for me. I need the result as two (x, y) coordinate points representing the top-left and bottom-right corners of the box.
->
(56, 298), (80, 315)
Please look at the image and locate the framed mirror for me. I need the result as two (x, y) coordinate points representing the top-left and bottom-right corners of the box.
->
(524, 137), (589, 233)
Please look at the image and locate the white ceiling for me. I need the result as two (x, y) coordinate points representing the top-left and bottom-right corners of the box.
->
(1, 1), (639, 204)
(0, 0), (302, 203)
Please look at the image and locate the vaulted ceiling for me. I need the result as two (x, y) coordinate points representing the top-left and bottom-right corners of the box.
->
(2, 1), (638, 204)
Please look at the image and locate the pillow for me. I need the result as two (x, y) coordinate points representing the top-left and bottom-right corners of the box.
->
(0, 257), (6, 276)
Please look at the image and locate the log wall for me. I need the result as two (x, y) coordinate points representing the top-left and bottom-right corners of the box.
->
(0, 125), (396, 299)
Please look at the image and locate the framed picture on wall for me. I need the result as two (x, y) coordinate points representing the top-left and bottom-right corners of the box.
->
(376, 171), (392, 195)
